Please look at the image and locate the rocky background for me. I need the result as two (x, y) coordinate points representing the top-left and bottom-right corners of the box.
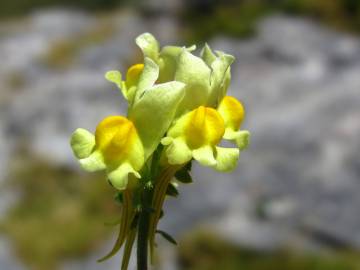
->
(0, 0), (360, 269)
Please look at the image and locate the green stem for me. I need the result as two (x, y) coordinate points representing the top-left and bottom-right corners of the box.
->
(137, 186), (152, 270)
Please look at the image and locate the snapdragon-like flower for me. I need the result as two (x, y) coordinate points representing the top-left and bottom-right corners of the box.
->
(130, 33), (250, 171)
(71, 59), (186, 190)
(70, 32), (250, 270)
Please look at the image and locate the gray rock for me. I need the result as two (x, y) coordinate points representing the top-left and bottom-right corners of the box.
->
(166, 16), (360, 251)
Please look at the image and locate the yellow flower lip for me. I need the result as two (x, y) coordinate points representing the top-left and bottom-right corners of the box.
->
(185, 106), (225, 148)
(162, 106), (227, 167)
(218, 96), (245, 130)
(95, 116), (139, 162)
(126, 63), (144, 88)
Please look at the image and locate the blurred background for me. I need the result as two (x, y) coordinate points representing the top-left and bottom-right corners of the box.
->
(0, 0), (360, 269)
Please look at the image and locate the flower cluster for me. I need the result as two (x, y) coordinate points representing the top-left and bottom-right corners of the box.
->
(70, 33), (250, 269)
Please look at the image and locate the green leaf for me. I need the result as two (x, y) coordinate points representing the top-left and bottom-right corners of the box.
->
(166, 183), (179, 197)
(121, 228), (137, 270)
(98, 191), (134, 262)
(156, 230), (178, 245)
(175, 167), (193, 184)
(159, 209), (164, 219)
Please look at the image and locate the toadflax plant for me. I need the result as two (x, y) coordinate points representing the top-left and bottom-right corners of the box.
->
(70, 33), (250, 270)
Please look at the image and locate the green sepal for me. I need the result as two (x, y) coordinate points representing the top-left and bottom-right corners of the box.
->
(166, 182), (179, 197)
(174, 166), (193, 184)
(156, 230), (178, 245)
(184, 160), (193, 171)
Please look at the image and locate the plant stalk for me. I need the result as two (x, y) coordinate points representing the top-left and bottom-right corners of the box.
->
(137, 186), (152, 270)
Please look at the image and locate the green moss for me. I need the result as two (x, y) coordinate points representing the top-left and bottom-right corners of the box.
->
(0, 0), (124, 18)
(1, 153), (120, 270)
(183, 0), (271, 43)
(182, 0), (360, 43)
(281, 0), (360, 32)
(178, 230), (360, 270)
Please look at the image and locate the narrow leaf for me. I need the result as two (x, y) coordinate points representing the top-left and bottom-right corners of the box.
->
(121, 229), (137, 270)
(156, 230), (178, 245)
(98, 191), (133, 262)
(175, 169), (193, 184)
(184, 161), (192, 171)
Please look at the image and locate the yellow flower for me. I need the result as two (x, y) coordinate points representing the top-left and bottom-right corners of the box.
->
(70, 32), (252, 269)
(71, 59), (186, 190)
(162, 106), (225, 166)
(161, 96), (249, 171)
(71, 116), (144, 190)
